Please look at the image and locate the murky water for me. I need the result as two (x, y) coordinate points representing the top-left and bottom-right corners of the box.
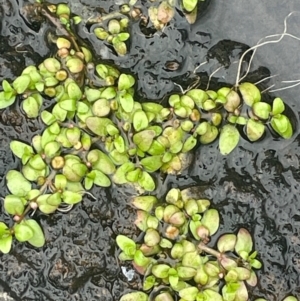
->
(0, 0), (300, 300)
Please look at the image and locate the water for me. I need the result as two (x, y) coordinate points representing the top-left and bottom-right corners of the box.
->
(0, 0), (300, 300)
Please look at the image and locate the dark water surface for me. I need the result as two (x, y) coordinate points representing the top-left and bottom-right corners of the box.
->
(0, 0), (300, 300)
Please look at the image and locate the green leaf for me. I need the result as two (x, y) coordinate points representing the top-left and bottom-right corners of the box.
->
(182, 0), (198, 12)
(246, 119), (265, 142)
(201, 209), (219, 235)
(2, 80), (13, 92)
(140, 156), (163, 172)
(41, 110), (56, 125)
(252, 102), (271, 120)
(272, 97), (285, 115)
(86, 117), (114, 136)
(87, 170), (111, 187)
(67, 82), (82, 101)
(0, 222), (12, 254)
(87, 149), (116, 174)
(29, 154), (46, 170)
(6, 170), (31, 197)
(22, 164), (48, 182)
(235, 228), (253, 256)
(138, 171), (156, 191)
(47, 192), (62, 206)
(59, 99), (76, 111)
(0, 91), (16, 109)
(219, 124), (239, 155)
(133, 110), (149, 131)
(112, 162), (135, 184)
(4, 195), (25, 215)
(143, 275), (156, 291)
(62, 191), (82, 204)
(119, 92), (134, 113)
(182, 136), (197, 153)
(133, 130), (156, 152)
(118, 74), (135, 91)
(120, 292), (148, 301)
(25, 219), (45, 247)
(217, 234), (237, 253)
(117, 33), (130, 42)
(134, 249), (151, 267)
(270, 114), (293, 139)
(14, 223), (34, 242)
(10, 141), (34, 160)
(116, 235), (136, 256)
(13, 75), (31, 94)
(132, 196), (157, 212)
(152, 264), (170, 278)
(239, 82), (261, 106)
(114, 135), (126, 153)
(37, 194), (58, 214)
(179, 286), (198, 301)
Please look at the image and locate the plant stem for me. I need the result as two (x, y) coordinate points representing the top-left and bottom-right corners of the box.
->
(198, 242), (222, 259)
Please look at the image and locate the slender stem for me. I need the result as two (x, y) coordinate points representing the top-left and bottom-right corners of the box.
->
(86, 12), (125, 25)
(198, 242), (222, 259)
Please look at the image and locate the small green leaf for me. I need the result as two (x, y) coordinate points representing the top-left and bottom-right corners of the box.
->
(143, 275), (156, 291)
(133, 130), (156, 152)
(239, 82), (261, 106)
(13, 75), (31, 94)
(0, 91), (16, 109)
(41, 110), (56, 125)
(6, 170), (31, 197)
(59, 99), (76, 111)
(152, 264), (170, 278)
(270, 114), (293, 139)
(114, 135), (126, 153)
(217, 234), (237, 253)
(29, 154), (46, 170)
(219, 124), (239, 155)
(10, 141), (34, 160)
(235, 228), (253, 256)
(25, 219), (45, 247)
(182, 0), (198, 12)
(0, 222), (12, 254)
(14, 223), (34, 242)
(37, 194), (58, 214)
(133, 110), (149, 131)
(62, 191), (82, 204)
(119, 92), (134, 113)
(118, 74), (135, 91)
(132, 196), (157, 212)
(140, 156), (163, 172)
(120, 292), (148, 301)
(67, 82), (82, 101)
(138, 171), (156, 191)
(116, 234), (136, 256)
(4, 195), (25, 215)
(88, 170), (111, 187)
(272, 97), (285, 115)
(246, 119), (265, 142)
(201, 209), (219, 235)
(47, 192), (62, 206)
(86, 117), (114, 136)
(112, 162), (135, 184)
(252, 102), (271, 120)
(179, 286), (198, 301)
(134, 249), (151, 267)
(87, 149), (116, 174)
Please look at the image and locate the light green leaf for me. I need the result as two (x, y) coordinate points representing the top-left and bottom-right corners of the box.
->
(0, 91), (16, 109)
(272, 97), (285, 115)
(25, 219), (45, 247)
(140, 156), (163, 172)
(4, 195), (25, 215)
(87, 170), (111, 187)
(13, 75), (31, 94)
(59, 99), (76, 111)
(138, 171), (155, 191)
(119, 92), (134, 113)
(14, 223), (34, 242)
(118, 74), (135, 91)
(133, 110), (149, 131)
(182, 0), (198, 12)
(116, 234), (136, 256)
(119, 292), (148, 301)
(0, 222), (12, 254)
(62, 191), (82, 204)
(6, 170), (31, 197)
(112, 162), (135, 184)
(86, 117), (114, 136)
(10, 141), (34, 160)
(133, 130), (156, 152)
(219, 124), (239, 155)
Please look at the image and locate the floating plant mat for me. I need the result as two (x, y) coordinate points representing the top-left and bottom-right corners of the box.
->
(0, 0), (300, 301)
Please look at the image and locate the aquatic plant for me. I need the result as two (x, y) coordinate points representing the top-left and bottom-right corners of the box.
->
(0, 2), (298, 301)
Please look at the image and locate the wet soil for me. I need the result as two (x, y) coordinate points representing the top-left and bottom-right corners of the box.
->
(1, 0), (300, 300)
